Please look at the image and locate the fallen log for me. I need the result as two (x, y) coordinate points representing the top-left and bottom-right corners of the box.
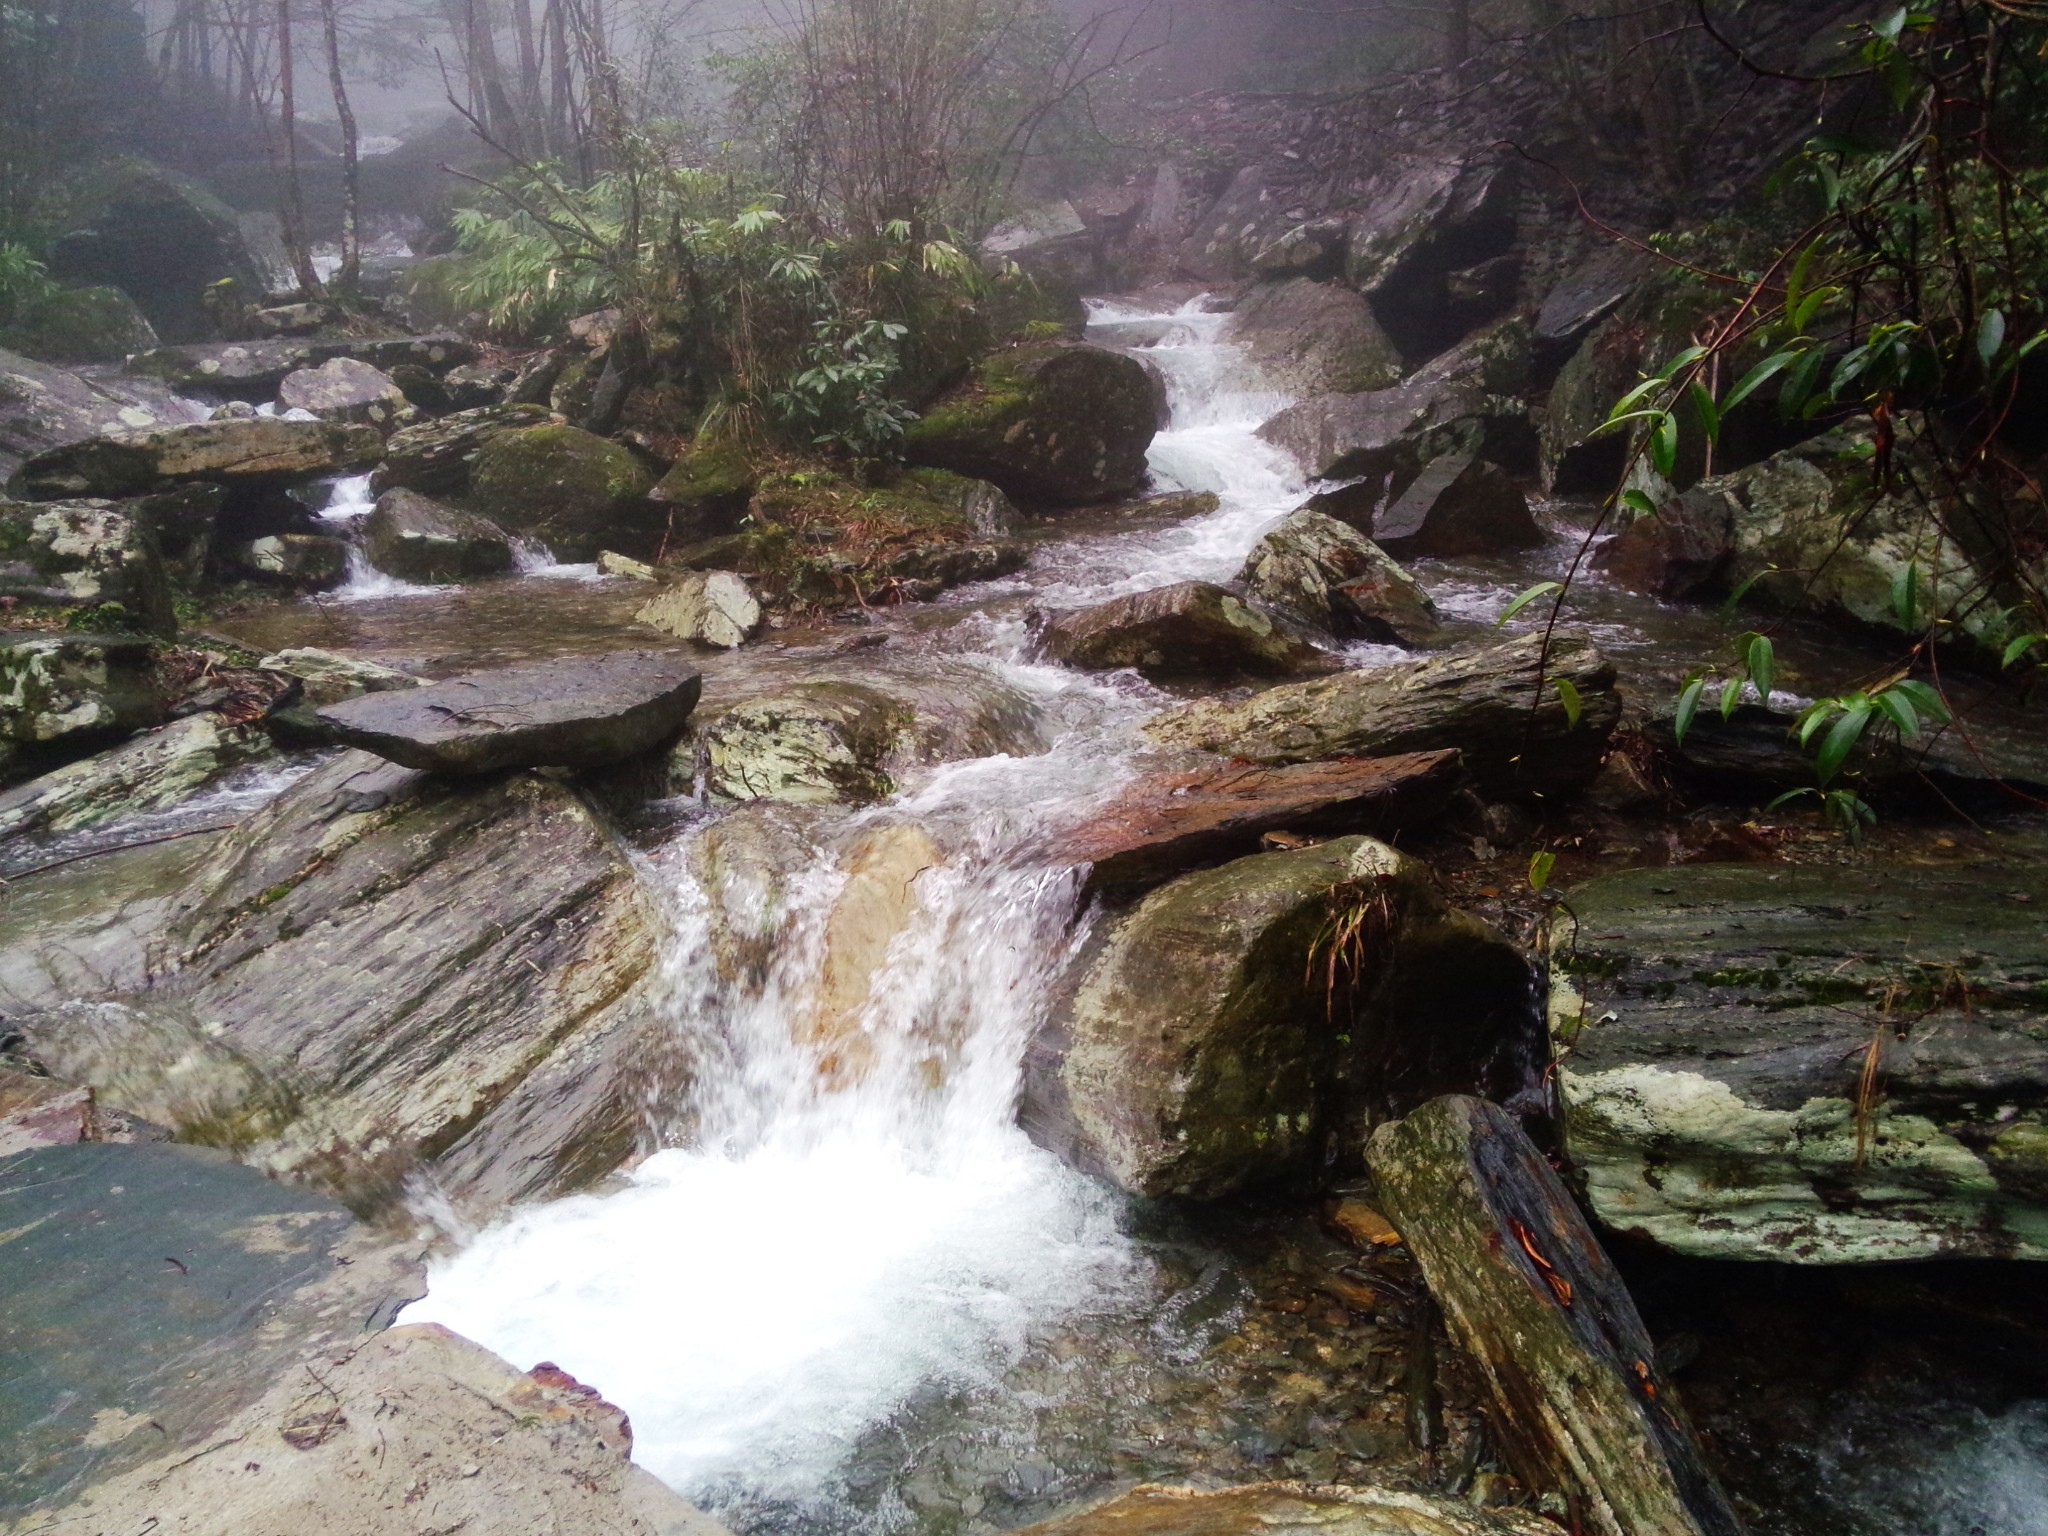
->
(1366, 1095), (1744, 1536)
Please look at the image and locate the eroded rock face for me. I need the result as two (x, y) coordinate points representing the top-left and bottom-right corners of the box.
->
(1226, 278), (1402, 396)
(278, 356), (415, 432)
(904, 342), (1163, 506)
(1010, 1482), (1556, 1536)
(636, 570), (763, 649)
(1551, 861), (2048, 1263)
(0, 498), (175, 632)
(1145, 632), (1620, 799)
(316, 651), (702, 775)
(363, 488), (515, 582)
(369, 403), (555, 498)
(1037, 580), (1332, 681)
(1239, 509), (1439, 644)
(17, 751), (669, 1211)
(0, 711), (272, 842)
(468, 422), (659, 561)
(8, 418), (382, 501)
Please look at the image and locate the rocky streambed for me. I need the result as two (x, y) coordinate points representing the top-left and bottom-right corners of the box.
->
(5, 294), (2048, 1536)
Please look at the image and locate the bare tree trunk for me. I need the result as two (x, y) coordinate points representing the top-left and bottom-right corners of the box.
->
(277, 0), (322, 295)
(317, 0), (360, 292)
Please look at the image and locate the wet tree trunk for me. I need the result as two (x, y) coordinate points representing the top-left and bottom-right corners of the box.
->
(1367, 1096), (1745, 1536)
(276, 0), (323, 296)
(317, 0), (361, 293)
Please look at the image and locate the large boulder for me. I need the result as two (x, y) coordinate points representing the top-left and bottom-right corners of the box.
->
(0, 346), (208, 487)
(636, 570), (763, 649)
(1145, 632), (1620, 799)
(0, 711), (271, 843)
(0, 498), (174, 632)
(467, 422), (659, 561)
(1036, 580), (1332, 681)
(371, 402), (555, 498)
(1366, 453), (1544, 560)
(1239, 509), (1440, 644)
(15, 751), (672, 1211)
(362, 487), (516, 582)
(903, 341), (1162, 506)
(1, 633), (162, 778)
(1550, 861), (2048, 1263)
(1343, 156), (1520, 361)
(128, 334), (480, 402)
(1024, 837), (1530, 1199)
(1010, 1483), (1556, 1536)
(277, 356), (415, 431)
(0, 283), (157, 365)
(315, 651), (701, 775)
(1057, 750), (1465, 896)
(1225, 278), (1402, 396)
(648, 442), (758, 544)
(1597, 415), (2012, 647)
(45, 161), (265, 342)
(7, 417), (381, 501)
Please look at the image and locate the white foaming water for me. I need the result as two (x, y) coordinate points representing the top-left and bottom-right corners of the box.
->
(403, 293), (1328, 1522)
(312, 474), (452, 602)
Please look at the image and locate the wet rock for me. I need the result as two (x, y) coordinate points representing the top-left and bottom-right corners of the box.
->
(249, 300), (335, 336)
(0, 346), (209, 487)
(1368, 453), (1543, 560)
(1177, 165), (1280, 279)
(636, 570), (763, 650)
(12, 752), (669, 1209)
(1030, 836), (1529, 1199)
(0, 1068), (96, 1154)
(1, 633), (162, 773)
(0, 1139), (419, 1511)
(1226, 278), (1403, 396)
(0, 498), (175, 633)
(128, 334), (479, 402)
(257, 647), (420, 707)
(224, 532), (348, 590)
(0, 283), (157, 365)
(277, 356), (415, 432)
(468, 422), (659, 562)
(701, 680), (908, 805)
(1060, 750), (1465, 896)
(1368, 1097), (1745, 1536)
(45, 161), (265, 342)
(315, 650), (701, 775)
(806, 824), (946, 1084)
(7, 418), (382, 501)
(1343, 156), (1520, 360)
(1145, 632), (1620, 799)
(0, 711), (271, 842)
(13, 1318), (729, 1536)
(1010, 1481), (1556, 1536)
(1251, 218), (1349, 279)
(1037, 580), (1333, 681)
(362, 487), (515, 582)
(1534, 246), (1655, 359)
(598, 551), (657, 580)
(904, 341), (1162, 506)
(1550, 860), (2048, 1263)
(649, 442), (757, 542)
(1123, 489), (1222, 520)
(370, 402), (555, 499)
(1239, 509), (1439, 644)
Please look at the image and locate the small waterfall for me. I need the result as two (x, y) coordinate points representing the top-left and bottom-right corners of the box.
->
(313, 473), (451, 602)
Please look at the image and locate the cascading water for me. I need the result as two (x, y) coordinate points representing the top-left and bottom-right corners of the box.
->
(403, 296), (1331, 1525)
(315, 473), (452, 601)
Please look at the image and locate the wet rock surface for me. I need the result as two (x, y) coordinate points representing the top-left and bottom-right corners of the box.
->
(1226, 278), (1403, 396)
(8, 417), (383, 501)
(0, 497), (176, 632)
(127, 334), (479, 402)
(1012, 1482), (1557, 1536)
(315, 650), (702, 774)
(362, 487), (516, 582)
(1240, 509), (1440, 644)
(0, 347), (209, 487)
(0, 710), (271, 842)
(277, 356), (416, 431)
(638, 570), (764, 649)
(1038, 580), (1333, 681)
(467, 421), (659, 561)
(1551, 859), (2048, 1262)
(1, 632), (163, 775)
(370, 402), (557, 498)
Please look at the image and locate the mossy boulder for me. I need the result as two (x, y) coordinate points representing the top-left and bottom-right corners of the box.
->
(649, 441), (758, 544)
(0, 285), (157, 365)
(466, 423), (658, 562)
(904, 341), (1163, 506)
(1, 633), (163, 777)
(372, 403), (554, 499)
(0, 499), (175, 634)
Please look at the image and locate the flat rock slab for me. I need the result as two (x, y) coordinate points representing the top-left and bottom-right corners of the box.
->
(1062, 750), (1464, 894)
(1552, 860), (2048, 1263)
(315, 649), (702, 773)
(0, 1140), (419, 1511)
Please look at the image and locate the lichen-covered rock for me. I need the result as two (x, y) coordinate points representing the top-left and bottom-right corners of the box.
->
(8, 417), (382, 501)
(370, 402), (554, 498)
(1145, 632), (1620, 799)
(701, 681), (909, 805)
(1240, 508), (1439, 644)
(1011, 1482), (1557, 1536)
(278, 356), (415, 432)
(0, 498), (174, 632)
(258, 647), (420, 707)
(1025, 837), (1530, 1199)
(1550, 860), (2048, 1263)
(225, 532), (348, 590)
(0, 284), (157, 365)
(1226, 278), (1403, 395)
(0, 633), (162, 769)
(1037, 580), (1332, 681)
(467, 422), (658, 561)
(0, 711), (271, 842)
(1342, 156), (1519, 358)
(635, 570), (762, 649)
(362, 487), (515, 582)
(904, 341), (1162, 506)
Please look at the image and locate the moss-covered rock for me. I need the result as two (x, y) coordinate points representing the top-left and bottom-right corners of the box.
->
(701, 681), (910, 805)
(466, 423), (658, 562)
(0, 498), (175, 634)
(0, 285), (157, 365)
(649, 441), (758, 544)
(372, 403), (554, 499)
(0, 633), (162, 776)
(904, 341), (1163, 506)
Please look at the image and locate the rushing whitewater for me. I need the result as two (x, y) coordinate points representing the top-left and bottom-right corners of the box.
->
(403, 297), (1320, 1520)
